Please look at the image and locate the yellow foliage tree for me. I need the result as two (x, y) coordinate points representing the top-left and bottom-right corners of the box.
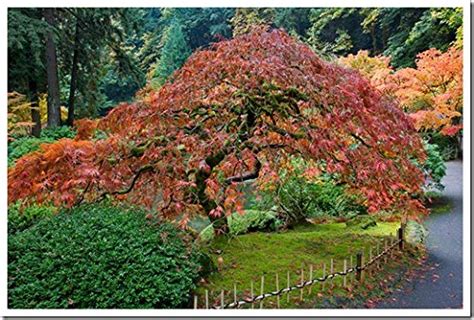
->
(392, 47), (463, 135)
(339, 47), (463, 136)
(8, 92), (68, 138)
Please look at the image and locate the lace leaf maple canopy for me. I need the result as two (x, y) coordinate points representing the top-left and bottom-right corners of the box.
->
(9, 28), (427, 229)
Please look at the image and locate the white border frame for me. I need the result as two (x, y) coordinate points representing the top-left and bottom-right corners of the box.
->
(1, 0), (471, 317)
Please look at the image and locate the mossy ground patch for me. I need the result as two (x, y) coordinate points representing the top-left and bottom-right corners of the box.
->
(195, 220), (419, 308)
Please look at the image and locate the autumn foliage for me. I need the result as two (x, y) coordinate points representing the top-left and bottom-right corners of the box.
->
(339, 47), (463, 136)
(394, 47), (463, 136)
(9, 28), (427, 230)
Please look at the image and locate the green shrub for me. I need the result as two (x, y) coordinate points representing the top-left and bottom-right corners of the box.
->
(8, 203), (205, 309)
(198, 223), (215, 242)
(40, 126), (76, 140)
(197, 210), (282, 241)
(8, 126), (76, 166)
(8, 202), (56, 234)
(423, 131), (459, 161)
(421, 141), (446, 191)
(228, 210), (282, 236)
(8, 137), (50, 166)
(405, 220), (428, 244)
(254, 163), (367, 225)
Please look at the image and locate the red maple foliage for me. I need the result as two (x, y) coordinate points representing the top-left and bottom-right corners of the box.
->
(8, 28), (427, 231)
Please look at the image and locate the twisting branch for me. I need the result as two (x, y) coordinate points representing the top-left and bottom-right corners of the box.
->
(225, 158), (262, 185)
(110, 165), (154, 196)
(96, 164), (155, 202)
(350, 133), (373, 148)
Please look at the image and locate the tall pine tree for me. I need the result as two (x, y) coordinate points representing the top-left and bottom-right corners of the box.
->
(151, 19), (191, 87)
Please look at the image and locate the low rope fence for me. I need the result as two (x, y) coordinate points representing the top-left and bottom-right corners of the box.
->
(193, 225), (405, 309)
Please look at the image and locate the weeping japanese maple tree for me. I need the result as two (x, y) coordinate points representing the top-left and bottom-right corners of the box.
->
(9, 27), (427, 233)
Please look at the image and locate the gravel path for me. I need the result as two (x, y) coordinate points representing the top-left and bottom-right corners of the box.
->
(377, 160), (463, 308)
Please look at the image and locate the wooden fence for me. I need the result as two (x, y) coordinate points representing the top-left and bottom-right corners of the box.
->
(193, 226), (405, 309)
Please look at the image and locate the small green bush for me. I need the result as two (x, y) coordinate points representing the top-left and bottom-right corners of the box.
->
(405, 220), (428, 244)
(8, 203), (204, 309)
(8, 137), (50, 166)
(198, 210), (282, 241)
(8, 126), (76, 166)
(8, 202), (56, 234)
(423, 131), (459, 161)
(40, 126), (76, 140)
(254, 161), (367, 225)
(412, 141), (446, 191)
(420, 141), (446, 191)
(228, 210), (282, 236)
(198, 223), (215, 242)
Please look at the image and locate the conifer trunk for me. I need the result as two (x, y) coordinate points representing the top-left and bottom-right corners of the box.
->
(43, 8), (61, 128)
(28, 80), (41, 137)
(67, 21), (80, 127)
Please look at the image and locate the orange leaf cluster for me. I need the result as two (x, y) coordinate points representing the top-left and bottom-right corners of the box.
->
(340, 47), (463, 136)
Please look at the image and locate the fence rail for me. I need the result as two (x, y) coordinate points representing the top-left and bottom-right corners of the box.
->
(193, 225), (405, 309)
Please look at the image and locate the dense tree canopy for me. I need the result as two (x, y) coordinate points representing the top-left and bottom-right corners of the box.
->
(9, 29), (427, 232)
(339, 46), (463, 136)
(8, 7), (462, 132)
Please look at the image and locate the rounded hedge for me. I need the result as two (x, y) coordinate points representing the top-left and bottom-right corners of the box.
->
(8, 204), (204, 309)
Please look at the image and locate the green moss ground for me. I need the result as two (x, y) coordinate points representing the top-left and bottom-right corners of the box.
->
(196, 220), (418, 308)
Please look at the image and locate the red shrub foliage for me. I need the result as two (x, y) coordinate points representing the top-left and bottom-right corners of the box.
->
(8, 28), (427, 228)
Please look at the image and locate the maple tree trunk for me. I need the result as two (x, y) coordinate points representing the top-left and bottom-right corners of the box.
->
(208, 215), (229, 235)
(194, 151), (230, 235)
(66, 22), (80, 127)
(43, 8), (61, 128)
(195, 112), (257, 235)
(28, 80), (41, 137)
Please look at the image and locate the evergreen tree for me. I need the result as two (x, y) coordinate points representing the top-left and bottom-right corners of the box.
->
(151, 19), (191, 87)
(274, 8), (311, 38)
(8, 8), (47, 136)
(384, 8), (462, 67)
(43, 8), (61, 128)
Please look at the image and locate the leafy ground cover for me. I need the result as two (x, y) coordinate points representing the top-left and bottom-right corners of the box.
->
(8, 203), (205, 309)
(196, 218), (419, 308)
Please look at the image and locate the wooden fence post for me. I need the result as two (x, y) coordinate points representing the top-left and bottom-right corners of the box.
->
(350, 256), (353, 284)
(343, 259), (347, 288)
(233, 283), (237, 308)
(390, 237), (395, 258)
(368, 248), (373, 276)
(194, 295), (198, 309)
(300, 268), (304, 301)
(376, 243), (380, 269)
(308, 265), (313, 295)
(287, 271), (290, 303)
(322, 263), (326, 290)
(260, 276), (264, 309)
(276, 273), (280, 309)
(398, 227), (404, 251)
(205, 290), (209, 309)
(355, 252), (364, 284)
(330, 259), (334, 287)
(251, 281), (254, 309)
(220, 290), (224, 309)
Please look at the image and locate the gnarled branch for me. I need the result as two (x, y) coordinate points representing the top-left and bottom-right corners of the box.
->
(225, 158), (262, 185)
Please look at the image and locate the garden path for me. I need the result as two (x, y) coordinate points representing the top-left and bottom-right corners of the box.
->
(377, 160), (463, 308)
